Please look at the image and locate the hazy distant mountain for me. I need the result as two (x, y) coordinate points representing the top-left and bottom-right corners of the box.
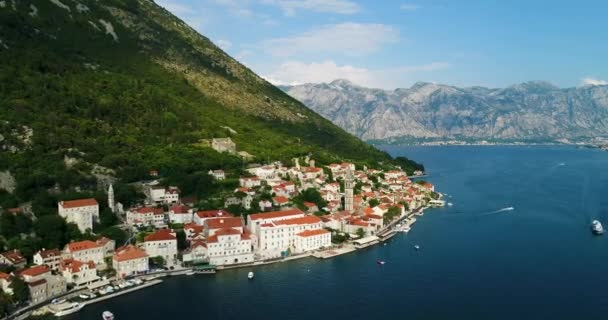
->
(282, 80), (608, 144)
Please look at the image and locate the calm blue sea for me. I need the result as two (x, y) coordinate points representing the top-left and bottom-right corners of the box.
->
(68, 146), (608, 320)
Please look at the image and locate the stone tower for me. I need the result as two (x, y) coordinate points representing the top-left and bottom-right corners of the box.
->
(344, 167), (354, 212)
(108, 184), (116, 213)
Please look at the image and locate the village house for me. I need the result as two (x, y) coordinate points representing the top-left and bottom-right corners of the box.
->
(168, 205), (194, 224)
(272, 196), (290, 207)
(204, 217), (244, 236)
(63, 240), (105, 267)
(258, 200), (272, 211)
(0, 250), (26, 269)
(59, 259), (99, 288)
(193, 209), (232, 226)
(33, 249), (62, 271)
(183, 223), (204, 241)
(148, 186), (180, 204)
(143, 229), (178, 266)
(247, 208), (306, 234)
(126, 206), (166, 228)
(96, 237), (116, 258)
(247, 165), (277, 181)
(239, 176), (261, 188)
(18, 265), (66, 304)
(208, 169), (226, 180)
(58, 198), (99, 233)
(113, 245), (149, 278)
(302, 202), (319, 213)
(211, 138), (236, 153)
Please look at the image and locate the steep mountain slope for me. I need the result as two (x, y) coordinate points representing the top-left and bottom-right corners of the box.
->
(0, 0), (422, 200)
(283, 80), (608, 143)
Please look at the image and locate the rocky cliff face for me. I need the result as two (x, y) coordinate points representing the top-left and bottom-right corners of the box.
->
(282, 80), (608, 143)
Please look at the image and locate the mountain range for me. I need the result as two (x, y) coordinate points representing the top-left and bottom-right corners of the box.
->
(282, 80), (608, 144)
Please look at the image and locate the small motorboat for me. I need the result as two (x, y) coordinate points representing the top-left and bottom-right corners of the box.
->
(102, 310), (115, 320)
(414, 244), (420, 250)
(376, 260), (386, 265)
(49, 302), (84, 316)
(248, 271), (254, 279)
(186, 271), (196, 276)
(591, 220), (604, 235)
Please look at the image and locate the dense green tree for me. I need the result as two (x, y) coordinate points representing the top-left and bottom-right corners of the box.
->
(356, 228), (366, 238)
(384, 206), (402, 224)
(101, 227), (129, 247)
(176, 230), (187, 251)
(34, 215), (68, 249)
(10, 276), (29, 305)
(369, 199), (380, 208)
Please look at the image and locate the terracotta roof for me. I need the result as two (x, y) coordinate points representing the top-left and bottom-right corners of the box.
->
(1, 250), (25, 264)
(113, 245), (148, 262)
(66, 240), (101, 252)
(274, 215), (322, 226)
(207, 228), (250, 243)
(184, 223), (204, 233)
(135, 207), (164, 215)
(60, 259), (95, 273)
(249, 208), (304, 221)
(170, 205), (191, 214)
(366, 214), (383, 220)
(59, 198), (98, 209)
(19, 265), (49, 277)
(0, 272), (11, 281)
(351, 220), (370, 227)
(272, 196), (289, 204)
(96, 237), (113, 246)
(196, 210), (232, 219)
(303, 202), (317, 208)
(144, 229), (176, 242)
(36, 248), (61, 259)
(28, 279), (47, 287)
(205, 217), (243, 230)
(296, 229), (330, 237)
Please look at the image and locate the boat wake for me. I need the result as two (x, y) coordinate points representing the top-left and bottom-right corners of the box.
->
(480, 207), (515, 216)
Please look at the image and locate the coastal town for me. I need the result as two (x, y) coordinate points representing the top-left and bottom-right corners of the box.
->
(0, 141), (440, 319)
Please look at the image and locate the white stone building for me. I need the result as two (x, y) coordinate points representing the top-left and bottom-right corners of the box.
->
(59, 259), (99, 288)
(142, 229), (178, 266)
(63, 240), (105, 267)
(247, 208), (305, 235)
(293, 229), (331, 254)
(33, 249), (62, 271)
(211, 138), (236, 153)
(193, 209), (232, 226)
(113, 245), (149, 278)
(126, 207), (166, 228)
(58, 198), (99, 233)
(168, 205), (194, 224)
(206, 228), (254, 266)
(148, 186), (180, 204)
(208, 170), (226, 180)
(18, 265), (66, 304)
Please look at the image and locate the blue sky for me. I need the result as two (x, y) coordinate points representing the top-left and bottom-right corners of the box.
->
(156, 0), (608, 89)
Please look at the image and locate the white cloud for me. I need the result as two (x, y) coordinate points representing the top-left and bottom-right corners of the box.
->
(212, 0), (254, 17)
(260, 23), (399, 57)
(236, 49), (254, 60)
(216, 39), (232, 50)
(260, 0), (360, 16)
(263, 60), (451, 89)
(156, 0), (195, 15)
(581, 77), (608, 86)
(400, 4), (420, 11)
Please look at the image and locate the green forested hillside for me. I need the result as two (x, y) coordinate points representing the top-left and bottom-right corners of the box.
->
(0, 0), (423, 207)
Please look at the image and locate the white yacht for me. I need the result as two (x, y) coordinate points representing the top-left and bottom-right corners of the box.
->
(591, 220), (604, 235)
(49, 302), (84, 317)
(248, 271), (254, 279)
(102, 310), (115, 320)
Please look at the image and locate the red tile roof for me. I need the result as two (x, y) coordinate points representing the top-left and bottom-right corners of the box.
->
(272, 196), (289, 204)
(0, 272), (11, 281)
(59, 198), (98, 208)
(205, 217), (243, 230)
(1, 250), (25, 264)
(274, 215), (322, 226)
(170, 205), (191, 214)
(66, 240), (100, 252)
(249, 208), (304, 221)
(144, 229), (177, 242)
(96, 237), (113, 246)
(196, 210), (232, 219)
(135, 207), (164, 215)
(296, 229), (330, 237)
(207, 228), (250, 243)
(60, 259), (95, 273)
(303, 202), (317, 208)
(19, 265), (49, 277)
(28, 279), (47, 287)
(113, 245), (148, 262)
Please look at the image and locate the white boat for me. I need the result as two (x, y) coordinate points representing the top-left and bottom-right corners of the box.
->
(429, 199), (446, 207)
(186, 271), (196, 276)
(591, 220), (604, 235)
(248, 271), (254, 279)
(414, 244), (420, 250)
(78, 294), (90, 300)
(102, 310), (115, 320)
(49, 302), (84, 317)
(447, 202), (453, 206)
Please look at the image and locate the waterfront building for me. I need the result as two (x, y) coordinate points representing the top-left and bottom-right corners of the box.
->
(0, 250), (26, 269)
(181, 240), (207, 265)
(206, 228), (254, 266)
(143, 229), (178, 266)
(18, 265), (66, 304)
(59, 259), (99, 288)
(113, 245), (149, 278)
(58, 198), (99, 233)
(33, 249), (62, 271)
(247, 208), (306, 235)
(63, 240), (105, 267)
(204, 217), (244, 236)
(256, 215), (325, 258)
(293, 229), (331, 254)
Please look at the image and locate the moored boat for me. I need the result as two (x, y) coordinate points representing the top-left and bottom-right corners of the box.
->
(248, 271), (254, 279)
(591, 220), (604, 235)
(49, 302), (84, 317)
